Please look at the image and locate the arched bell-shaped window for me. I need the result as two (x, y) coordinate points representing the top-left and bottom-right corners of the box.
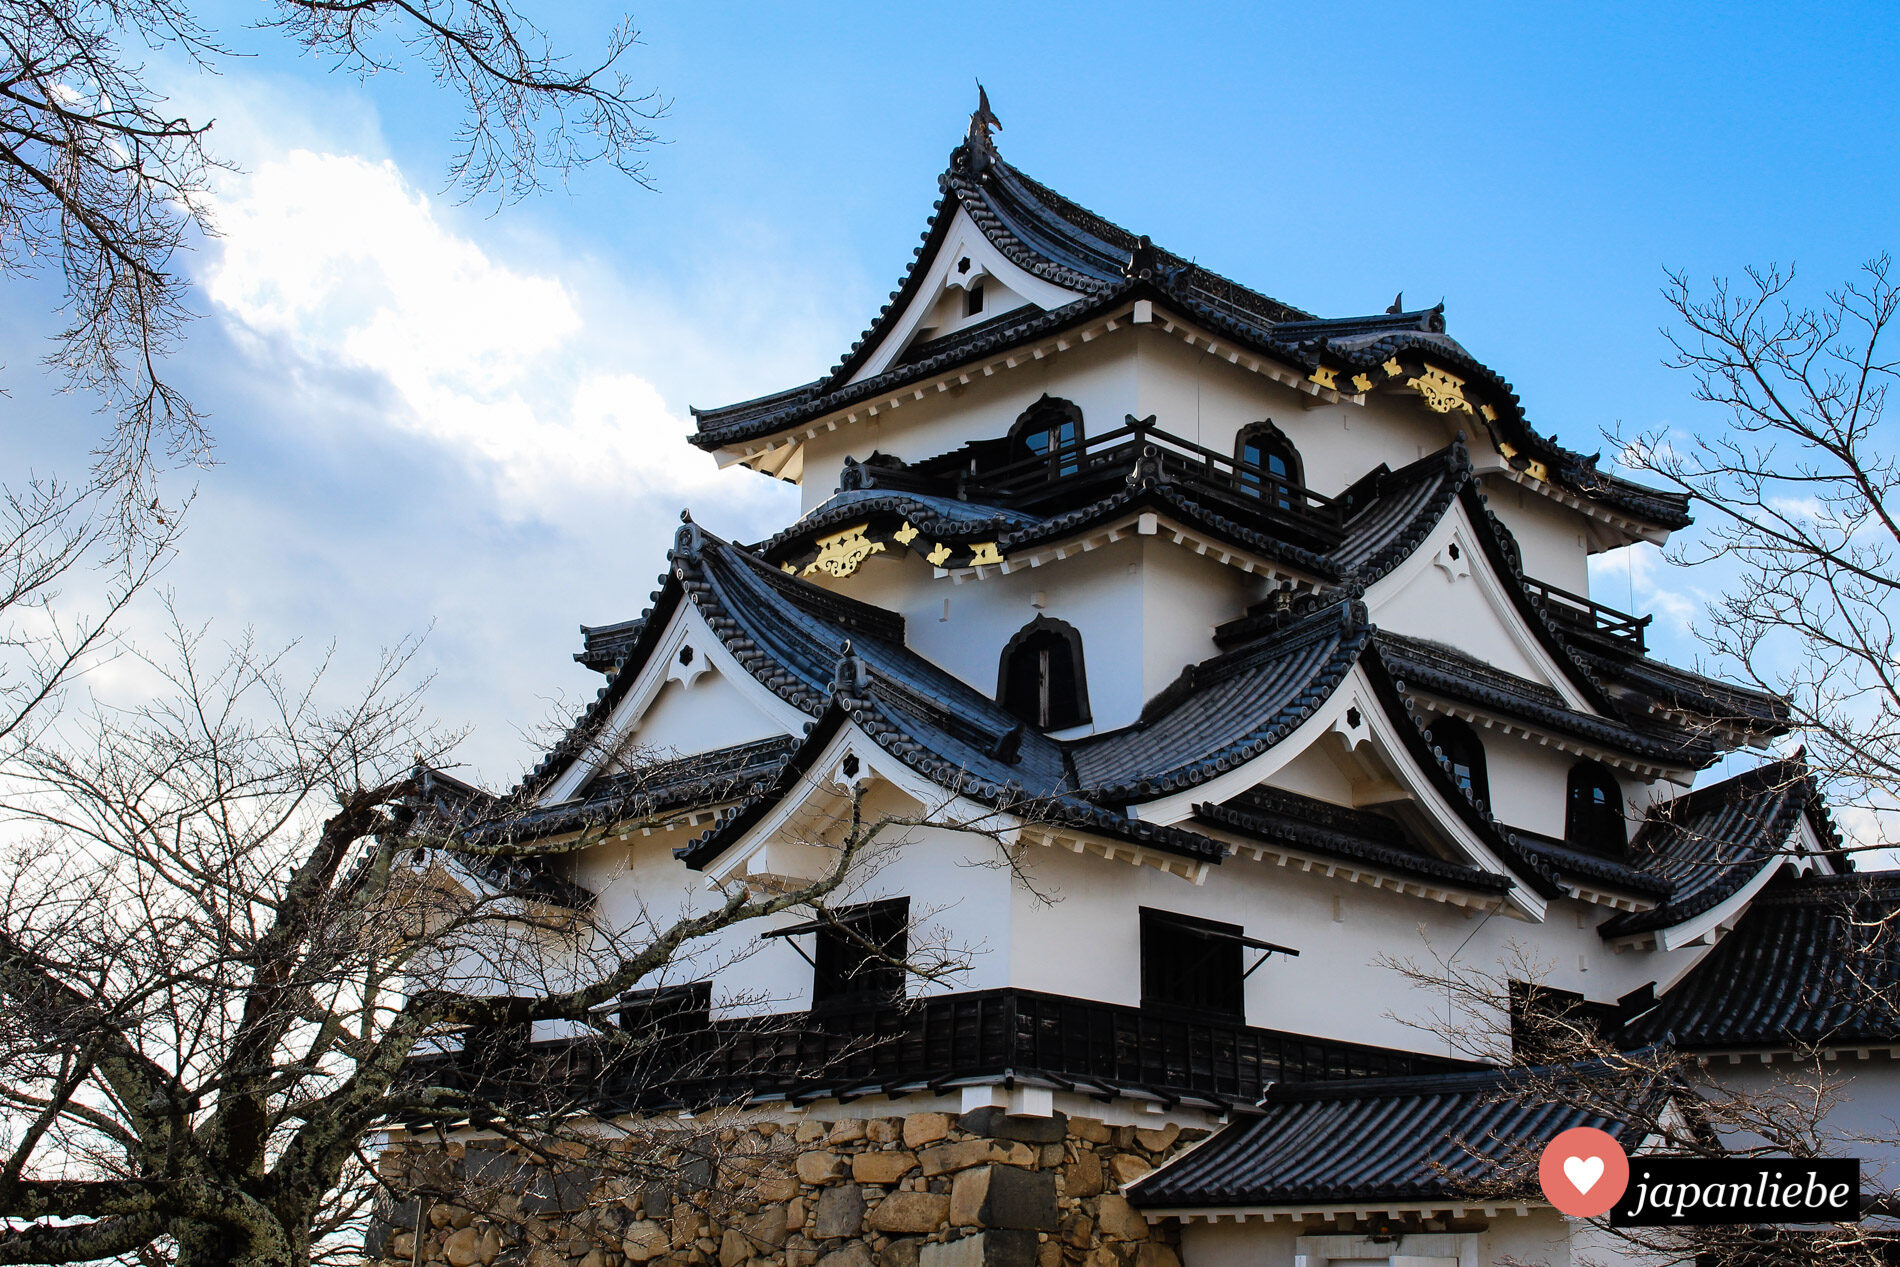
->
(1566, 761), (1627, 853)
(998, 616), (1090, 731)
(1009, 395), (1084, 478)
(1236, 421), (1303, 509)
(1424, 715), (1489, 809)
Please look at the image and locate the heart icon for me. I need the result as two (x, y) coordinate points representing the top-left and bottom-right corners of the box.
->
(1563, 1154), (1605, 1194)
(1540, 1127), (1627, 1216)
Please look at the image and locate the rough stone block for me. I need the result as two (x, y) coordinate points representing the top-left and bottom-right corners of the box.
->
(757, 1173), (799, 1203)
(798, 1152), (849, 1185)
(445, 1228), (483, 1267)
(1133, 1246), (1178, 1267)
(1091, 1197), (1148, 1243)
(1084, 1245), (1132, 1267)
(1037, 1241), (1062, 1267)
(749, 1206), (790, 1250)
(867, 1119), (901, 1145)
(920, 1231), (1039, 1267)
(949, 1166), (1059, 1231)
(796, 1121), (828, 1144)
(623, 1222), (668, 1262)
(869, 1192), (950, 1235)
(902, 1114), (954, 1149)
(852, 1151), (919, 1185)
(957, 1109), (1067, 1144)
(920, 1140), (1037, 1177)
(829, 1119), (868, 1144)
(1059, 1213), (1092, 1250)
(879, 1237), (923, 1267)
(813, 1185), (866, 1239)
(1131, 1125), (1178, 1154)
(1061, 1152), (1103, 1199)
(787, 1197), (806, 1232)
(818, 1244), (875, 1267)
(719, 1229), (752, 1267)
(1105, 1156), (1150, 1188)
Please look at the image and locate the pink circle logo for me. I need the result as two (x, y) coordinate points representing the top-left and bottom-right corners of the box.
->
(1538, 1127), (1630, 1217)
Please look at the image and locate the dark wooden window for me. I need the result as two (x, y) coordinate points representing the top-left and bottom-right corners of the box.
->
(998, 616), (1090, 730)
(1009, 395), (1083, 477)
(1424, 715), (1489, 808)
(616, 981), (711, 1039)
(1140, 908), (1245, 1021)
(1566, 761), (1627, 853)
(812, 899), (908, 1007)
(1236, 421), (1303, 509)
(1510, 981), (1617, 1064)
(965, 281), (985, 317)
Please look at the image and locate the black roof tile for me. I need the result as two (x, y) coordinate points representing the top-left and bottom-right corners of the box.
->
(1194, 786), (1515, 895)
(1127, 1062), (1649, 1209)
(1598, 757), (1843, 940)
(1626, 870), (1900, 1049)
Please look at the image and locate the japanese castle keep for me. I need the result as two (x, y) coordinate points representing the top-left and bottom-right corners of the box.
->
(380, 103), (1900, 1267)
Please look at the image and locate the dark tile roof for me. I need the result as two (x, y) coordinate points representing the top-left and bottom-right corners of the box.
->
(1598, 757), (1843, 940)
(1576, 647), (1789, 733)
(467, 737), (801, 845)
(1194, 786), (1515, 895)
(1374, 631), (1720, 768)
(1505, 828), (1673, 900)
(1327, 443), (1474, 584)
(1626, 870), (1900, 1050)
(1127, 1062), (1648, 1210)
(687, 130), (1690, 535)
(1070, 601), (1373, 799)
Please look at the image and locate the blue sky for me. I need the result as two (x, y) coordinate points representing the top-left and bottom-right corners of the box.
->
(7, 2), (1897, 791)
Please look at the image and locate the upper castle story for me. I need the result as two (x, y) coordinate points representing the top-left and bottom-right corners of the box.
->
(689, 106), (1687, 593)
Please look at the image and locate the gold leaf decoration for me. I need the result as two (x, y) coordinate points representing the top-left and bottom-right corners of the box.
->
(893, 520), (920, 545)
(927, 542), (952, 567)
(801, 524), (886, 578)
(1407, 365), (1473, 415)
(967, 542), (1004, 567)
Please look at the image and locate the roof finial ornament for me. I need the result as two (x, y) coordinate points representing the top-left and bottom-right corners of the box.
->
(1387, 291), (1404, 314)
(971, 82), (1002, 146)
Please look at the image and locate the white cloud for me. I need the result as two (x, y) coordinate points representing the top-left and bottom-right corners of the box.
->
(204, 149), (743, 512)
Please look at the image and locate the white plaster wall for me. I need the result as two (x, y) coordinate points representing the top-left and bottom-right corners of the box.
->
(1484, 478), (1595, 595)
(1476, 730), (1594, 840)
(797, 331), (1138, 512)
(824, 536), (1258, 734)
(1004, 840), (1712, 1055)
(1373, 558), (1549, 687)
(617, 669), (783, 761)
(1127, 329), (1463, 498)
(1178, 1209), (1615, 1267)
(575, 795), (1015, 1017)
(1705, 1056), (1900, 1194)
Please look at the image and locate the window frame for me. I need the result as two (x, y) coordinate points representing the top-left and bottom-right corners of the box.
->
(996, 615), (1092, 730)
(1008, 395), (1085, 477)
(1424, 715), (1490, 809)
(1234, 420), (1304, 508)
(1139, 907), (1249, 1022)
(1565, 761), (1628, 853)
(807, 898), (910, 1010)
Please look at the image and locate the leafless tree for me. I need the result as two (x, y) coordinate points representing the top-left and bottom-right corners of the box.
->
(1617, 257), (1900, 837)
(0, 611), (1005, 1267)
(1382, 917), (1900, 1266)
(0, 0), (664, 523)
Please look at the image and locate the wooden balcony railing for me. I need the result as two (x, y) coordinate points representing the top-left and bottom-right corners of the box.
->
(1522, 576), (1650, 653)
(960, 418), (1345, 550)
(404, 988), (1473, 1115)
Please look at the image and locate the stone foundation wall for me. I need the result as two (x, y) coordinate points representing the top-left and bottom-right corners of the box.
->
(371, 1110), (1205, 1267)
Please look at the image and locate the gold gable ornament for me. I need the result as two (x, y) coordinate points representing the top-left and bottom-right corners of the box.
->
(802, 524), (886, 578)
(1406, 365), (1473, 415)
